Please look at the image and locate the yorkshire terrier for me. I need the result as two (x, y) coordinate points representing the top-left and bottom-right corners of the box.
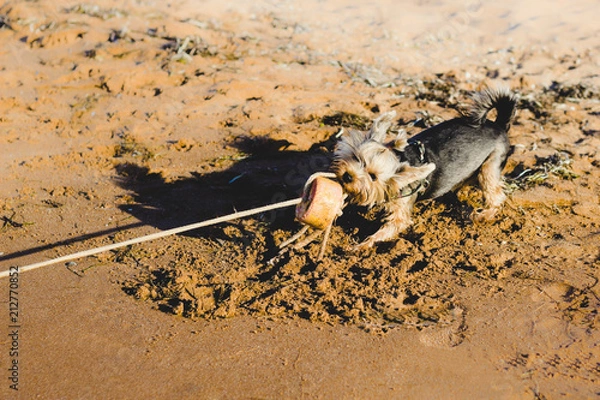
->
(332, 87), (518, 250)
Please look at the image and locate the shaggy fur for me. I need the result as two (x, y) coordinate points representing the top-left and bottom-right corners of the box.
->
(332, 87), (518, 250)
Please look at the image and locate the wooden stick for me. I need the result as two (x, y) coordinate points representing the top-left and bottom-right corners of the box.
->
(278, 225), (310, 249)
(317, 223), (333, 261)
(0, 198), (301, 279)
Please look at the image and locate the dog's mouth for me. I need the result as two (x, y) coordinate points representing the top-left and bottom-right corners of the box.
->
(337, 183), (375, 207)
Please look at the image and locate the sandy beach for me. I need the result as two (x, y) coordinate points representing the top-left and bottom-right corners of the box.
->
(1, 0), (599, 398)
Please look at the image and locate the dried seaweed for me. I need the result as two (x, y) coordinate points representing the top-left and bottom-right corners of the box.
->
(162, 35), (216, 63)
(505, 152), (579, 192)
(402, 74), (465, 109)
(113, 133), (156, 161)
(546, 81), (598, 102)
(64, 4), (126, 20)
(321, 112), (371, 130)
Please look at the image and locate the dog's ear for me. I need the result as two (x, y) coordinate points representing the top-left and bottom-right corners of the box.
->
(339, 128), (368, 148)
(367, 111), (396, 142)
(389, 163), (436, 191)
(392, 130), (408, 151)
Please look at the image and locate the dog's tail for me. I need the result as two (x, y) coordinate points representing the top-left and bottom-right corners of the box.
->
(466, 87), (518, 131)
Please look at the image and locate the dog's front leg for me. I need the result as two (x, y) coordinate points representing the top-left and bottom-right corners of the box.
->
(354, 195), (417, 251)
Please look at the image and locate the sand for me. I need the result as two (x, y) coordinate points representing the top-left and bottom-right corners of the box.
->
(1, 0), (599, 398)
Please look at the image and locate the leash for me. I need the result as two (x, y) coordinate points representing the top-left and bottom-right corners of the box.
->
(0, 198), (301, 279)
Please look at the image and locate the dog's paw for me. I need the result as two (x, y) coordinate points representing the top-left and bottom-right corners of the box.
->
(471, 207), (499, 223)
(353, 230), (394, 252)
(352, 239), (375, 253)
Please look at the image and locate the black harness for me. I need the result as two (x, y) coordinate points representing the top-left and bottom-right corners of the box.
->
(391, 140), (430, 198)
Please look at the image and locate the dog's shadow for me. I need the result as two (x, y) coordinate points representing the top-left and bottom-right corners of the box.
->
(113, 136), (335, 239)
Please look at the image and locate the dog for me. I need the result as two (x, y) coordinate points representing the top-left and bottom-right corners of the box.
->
(332, 87), (518, 250)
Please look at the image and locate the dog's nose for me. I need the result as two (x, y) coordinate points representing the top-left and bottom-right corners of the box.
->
(341, 172), (353, 184)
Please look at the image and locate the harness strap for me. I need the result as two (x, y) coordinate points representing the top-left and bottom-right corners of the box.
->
(414, 140), (426, 163)
(391, 139), (429, 199)
(399, 179), (429, 198)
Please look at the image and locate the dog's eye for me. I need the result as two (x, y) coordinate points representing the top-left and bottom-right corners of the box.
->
(368, 172), (377, 181)
(342, 172), (353, 183)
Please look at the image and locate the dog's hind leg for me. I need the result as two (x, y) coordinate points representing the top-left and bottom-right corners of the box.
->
(472, 141), (509, 222)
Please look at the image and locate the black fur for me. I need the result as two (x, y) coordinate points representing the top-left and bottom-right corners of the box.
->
(398, 88), (517, 199)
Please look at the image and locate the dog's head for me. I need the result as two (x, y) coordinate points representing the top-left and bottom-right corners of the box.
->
(332, 111), (411, 206)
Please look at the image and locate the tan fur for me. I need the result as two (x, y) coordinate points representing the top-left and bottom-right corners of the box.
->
(332, 111), (435, 249)
(472, 141), (507, 222)
(355, 196), (417, 250)
(332, 88), (516, 251)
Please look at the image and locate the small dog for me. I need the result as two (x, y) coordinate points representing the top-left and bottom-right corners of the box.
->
(332, 87), (518, 250)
